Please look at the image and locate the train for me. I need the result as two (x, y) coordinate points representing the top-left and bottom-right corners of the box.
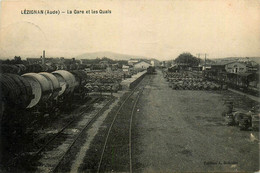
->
(147, 66), (156, 74)
(0, 69), (96, 119)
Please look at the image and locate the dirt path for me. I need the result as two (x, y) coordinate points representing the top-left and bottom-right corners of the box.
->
(133, 70), (259, 172)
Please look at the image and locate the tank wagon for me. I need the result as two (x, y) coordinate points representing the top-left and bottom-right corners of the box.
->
(0, 70), (94, 117)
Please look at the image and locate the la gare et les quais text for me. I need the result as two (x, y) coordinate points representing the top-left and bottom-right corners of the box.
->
(67, 9), (112, 14)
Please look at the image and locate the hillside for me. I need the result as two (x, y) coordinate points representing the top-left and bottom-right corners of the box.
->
(76, 51), (149, 61)
(213, 57), (260, 64)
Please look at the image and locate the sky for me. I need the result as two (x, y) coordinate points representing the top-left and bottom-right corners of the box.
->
(0, 0), (259, 60)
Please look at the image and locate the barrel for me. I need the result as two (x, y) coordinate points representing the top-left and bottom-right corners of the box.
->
(26, 64), (43, 73)
(14, 64), (27, 74)
(39, 72), (61, 99)
(45, 64), (56, 72)
(22, 73), (52, 108)
(225, 114), (235, 126)
(52, 70), (77, 96)
(39, 64), (49, 72)
(0, 64), (19, 74)
(0, 74), (33, 108)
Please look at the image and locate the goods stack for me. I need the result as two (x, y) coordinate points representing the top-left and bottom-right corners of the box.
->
(85, 71), (123, 93)
(164, 71), (222, 90)
(222, 102), (259, 131)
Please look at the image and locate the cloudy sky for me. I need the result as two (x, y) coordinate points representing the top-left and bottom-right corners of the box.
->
(0, 0), (259, 60)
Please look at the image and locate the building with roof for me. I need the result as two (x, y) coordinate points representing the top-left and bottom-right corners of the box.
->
(128, 59), (140, 66)
(133, 60), (151, 69)
(225, 61), (258, 74)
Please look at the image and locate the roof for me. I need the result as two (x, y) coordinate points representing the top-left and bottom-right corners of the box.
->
(212, 60), (259, 67)
(133, 60), (151, 65)
(122, 65), (130, 68)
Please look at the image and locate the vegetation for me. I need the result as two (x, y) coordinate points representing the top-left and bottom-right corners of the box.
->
(0, 56), (27, 65)
(175, 52), (201, 67)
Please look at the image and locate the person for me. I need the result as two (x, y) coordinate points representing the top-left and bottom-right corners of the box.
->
(222, 101), (233, 117)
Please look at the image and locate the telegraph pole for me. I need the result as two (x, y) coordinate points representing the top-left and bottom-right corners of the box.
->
(197, 53), (208, 70)
(204, 53), (207, 67)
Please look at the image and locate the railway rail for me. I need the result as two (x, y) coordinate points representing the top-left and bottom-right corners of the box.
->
(97, 75), (152, 173)
(31, 97), (101, 158)
(29, 96), (114, 172)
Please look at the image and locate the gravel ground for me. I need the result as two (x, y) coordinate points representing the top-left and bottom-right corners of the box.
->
(77, 76), (152, 172)
(7, 70), (257, 172)
(56, 70), (259, 172)
(132, 70), (259, 172)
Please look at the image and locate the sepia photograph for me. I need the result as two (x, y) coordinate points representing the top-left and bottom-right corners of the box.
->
(0, 0), (259, 172)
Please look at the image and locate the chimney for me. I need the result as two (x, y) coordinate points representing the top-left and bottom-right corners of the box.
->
(42, 50), (45, 65)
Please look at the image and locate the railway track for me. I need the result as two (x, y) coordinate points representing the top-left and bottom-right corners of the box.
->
(32, 97), (101, 157)
(29, 96), (114, 172)
(97, 75), (152, 173)
(5, 97), (100, 169)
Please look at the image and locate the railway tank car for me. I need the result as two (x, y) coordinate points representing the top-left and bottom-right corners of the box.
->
(22, 73), (53, 108)
(52, 70), (77, 96)
(0, 69), (91, 114)
(39, 72), (61, 100)
(0, 73), (33, 109)
(70, 70), (89, 99)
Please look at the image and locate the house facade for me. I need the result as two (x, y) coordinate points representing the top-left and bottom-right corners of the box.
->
(225, 61), (258, 74)
(133, 60), (151, 69)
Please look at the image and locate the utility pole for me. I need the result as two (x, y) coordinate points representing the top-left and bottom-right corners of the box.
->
(197, 53), (208, 70)
(204, 53), (207, 67)
(42, 50), (45, 65)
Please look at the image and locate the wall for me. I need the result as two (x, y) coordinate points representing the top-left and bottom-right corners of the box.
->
(225, 62), (247, 73)
(134, 61), (150, 69)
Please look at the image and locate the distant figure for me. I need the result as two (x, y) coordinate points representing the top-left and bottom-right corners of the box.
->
(222, 101), (233, 117)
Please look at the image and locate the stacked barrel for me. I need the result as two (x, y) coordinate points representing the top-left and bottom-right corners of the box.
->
(164, 71), (222, 90)
(0, 64), (58, 75)
(85, 71), (123, 93)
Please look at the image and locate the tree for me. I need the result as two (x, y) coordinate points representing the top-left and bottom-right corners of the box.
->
(175, 52), (201, 67)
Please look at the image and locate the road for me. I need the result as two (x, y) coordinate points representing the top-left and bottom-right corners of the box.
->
(132, 70), (259, 172)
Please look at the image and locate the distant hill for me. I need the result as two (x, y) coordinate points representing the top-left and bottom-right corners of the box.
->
(76, 51), (149, 61)
(213, 57), (260, 64)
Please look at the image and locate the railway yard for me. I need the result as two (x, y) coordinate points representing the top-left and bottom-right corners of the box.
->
(0, 68), (259, 172)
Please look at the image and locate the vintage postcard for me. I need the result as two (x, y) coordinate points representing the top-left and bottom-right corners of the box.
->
(0, 0), (259, 172)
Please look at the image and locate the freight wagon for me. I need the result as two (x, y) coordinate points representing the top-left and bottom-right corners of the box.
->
(147, 66), (156, 74)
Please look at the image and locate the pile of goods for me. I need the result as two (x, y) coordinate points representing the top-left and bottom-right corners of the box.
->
(164, 71), (225, 90)
(222, 102), (259, 131)
(85, 71), (123, 93)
